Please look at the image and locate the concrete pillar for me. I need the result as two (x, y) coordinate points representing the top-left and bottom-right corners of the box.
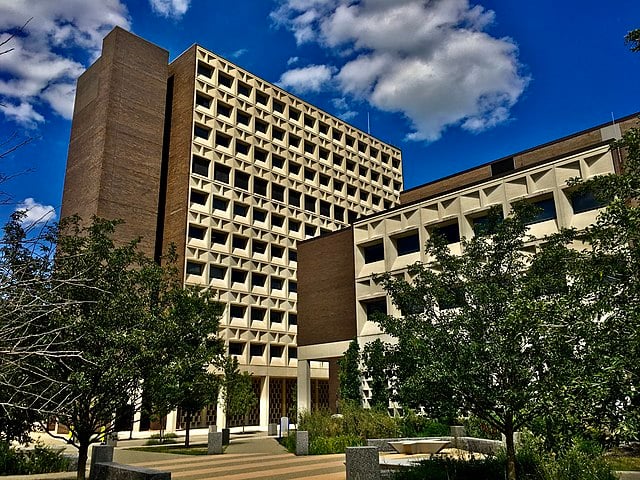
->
(89, 445), (113, 480)
(216, 389), (226, 429)
(296, 431), (309, 455)
(297, 359), (311, 415)
(345, 446), (380, 480)
(208, 431), (223, 455)
(260, 376), (269, 427)
(328, 358), (340, 413)
(165, 410), (177, 433)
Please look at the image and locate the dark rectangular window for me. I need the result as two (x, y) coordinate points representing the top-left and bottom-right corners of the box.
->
(231, 269), (247, 283)
(253, 208), (267, 223)
(211, 231), (228, 245)
(320, 200), (331, 217)
(371, 171), (380, 182)
(252, 240), (267, 255)
(527, 198), (557, 224)
(216, 132), (231, 148)
(332, 129), (343, 142)
(197, 62), (213, 78)
(232, 236), (248, 250)
(395, 232), (420, 256)
(472, 210), (504, 236)
(289, 313), (297, 326)
(271, 310), (284, 323)
(236, 140), (250, 156)
(271, 277), (283, 290)
(289, 162), (301, 175)
(272, 185), (285, 202)
(305, 224), (316, 238)
(190, 190), (207, 205)
(571, 190), (604, 214)
(346, 160), (356, 172)
(218, 71), (233, 88)
(195, 93), (212, 109)
(192, 155), (209, 176)
(250, 344), (265, 357)
(188, 224), (206, 240)
(304, 115), (315, 128)
(364, 298), (387, 320)
(289, 347), (297, 358)
(431, 222), (460, 244)
(212, 196), (228, 211)
(491, 157), (515, 176)
(272, 214), (285, 228)
(381, 152), (390, 164)
(334, 180), (344, 192)
(186, 261), (203, 275)
(289, 107), (301, 121)
(319, 173), (330, 187)
(217, 102), (232, 117)
(256, 91), (268, 106)
(214, 163), (230, 183)
(348, 210), (358, 224)
(363, 242), (384, 263)
(233, 202), (248, 217)
(210, 265), (226, 280)
(392, 158), (401, 169)
(304, 168), (316, 182)
(255, 120), (268, 134)
(289, 134), (301, 148)
(289, 219), (301, 232)
(235, 171), (250, 190)
(319, 148), (329, 162)
(236, 110), (250, 126)
(304, 141), (315, 154)
(272, 154), (285, 169)
(358, 141), (367, 154)
(288, 249), (297, 262)
(289, 281), (297, 293)
(230, 305), (245, 319)
(272, 127), (285, 141)
(334, 206), (345, 222)
(254, 178), (268, 197)
(370, 147), (379, 159)
(228, 342), (243, 355)
(271, 345), (284, 358)
(273, 99), (285, 113)
(251, 307), (266, 321)
(194, 125), (210, 140)
(319, 122), (329, 135)
(272, 245), (284, 258)
(289, 190), (301, 207)
(333, 153), (343, 166)
(304, 195), (316, 213)
(238, 81), (252, 98)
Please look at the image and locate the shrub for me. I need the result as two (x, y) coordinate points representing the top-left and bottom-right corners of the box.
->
(146, 432), (178, 445)
(541, 440), (617, 480)
(0, 441), (71, 475)
(391, 456), (505, 480)
(458, 416), (501, 440)
(309, 435), (364, 454)
(400, 411), (449, 438)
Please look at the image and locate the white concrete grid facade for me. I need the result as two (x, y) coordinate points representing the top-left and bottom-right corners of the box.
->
(181, 46), (403, 427)
(349, 143), (615, 407)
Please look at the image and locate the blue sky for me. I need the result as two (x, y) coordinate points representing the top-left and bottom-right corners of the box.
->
(0, 0), (638, 226)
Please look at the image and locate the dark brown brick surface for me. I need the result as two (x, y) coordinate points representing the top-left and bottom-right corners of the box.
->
(298, 229), (357, 347)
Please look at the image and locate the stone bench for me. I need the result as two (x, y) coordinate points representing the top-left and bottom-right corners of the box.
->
(89, 445), (170, 480)
(388, 440), (450, 455)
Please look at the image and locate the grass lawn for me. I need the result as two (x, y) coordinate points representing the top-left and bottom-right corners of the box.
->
(128, 445), (210, 455)
(605, 456), (640, 471)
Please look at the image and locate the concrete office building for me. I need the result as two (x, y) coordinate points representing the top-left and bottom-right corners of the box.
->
(61, 27), (403, 431)
(296, 113), (639, 413)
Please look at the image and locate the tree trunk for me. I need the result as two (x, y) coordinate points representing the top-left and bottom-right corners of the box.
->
(76, 440), (89, 480)
(504, 418), (517, 480)
(185, 411), (191, 448)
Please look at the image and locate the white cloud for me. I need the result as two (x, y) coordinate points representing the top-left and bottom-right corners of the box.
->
(287, 56), (299, 66)
(272, 0), (528, 142)
(277, 64), (334, 94)
(148, 0), (190, 19)
(230, 48), (248, 59)
(15, 198), (57, 226)
(0, 1), (131, 126)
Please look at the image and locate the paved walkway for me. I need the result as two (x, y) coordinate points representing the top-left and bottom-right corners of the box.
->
(4, 432), (346, 480)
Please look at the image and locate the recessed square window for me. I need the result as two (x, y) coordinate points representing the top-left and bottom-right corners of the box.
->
(215, 132), (231, 148)
(272, 154), (285, 169)
(272, 185), (285, 202)
(212, 196), (228, 212)
(334, 205), (345, 222)
(319, 122), (329, 135)
(232, 235), (248, 250)
(251, 306), (266, 321)
(252, 240), (267, 255)
(194, 125), (210, 140)
(289, 190), (301, 207)
(320, 200), (331, 217)
(195, 93), (212, 109)
(289, 219), (301, 232)
(217, 102), (232, 118)
(271, 345), (284, 358)
(381, 152), (390, 164)
(394, 232), (420, 256)
(288, 249), (297, 263)
(211, 231), (228, 245)
(304, 168), (316, 182)
(304, 114), (315, 128)
(334, 179), (344, 193)
(231, 269), (247, 284)
(304, 141), (315, 155)
(254, 178), (268, 197)
(250, 343), (265, 357)
(271, 245), (284, 258)
(230, 305), (245, 319)
(363, 298), (387, 321)
(255, 119), (268, 134)
(346, 160), (356, 172)
(333, 153), (344, 167)
(197, 62), (213, 78)
(190, 190), (207, 205)
(192, 155), (209, 177)
(238, 81), (252, 98)
(271, 310), (284, 323)
(233, 202), (248, 217)
(228, 342), (243, 355)
(392, 158), (401, 169)
(289, 162), (301, 175)
(289, 107), (301, 121)
(394, 180), (402, 191)
(271, 277), (283, 290)
(272, 214), (285, 228)
(346, 185), (356, 197)
(525, 197), (557, 224)
(348, 210), (358, 224)
(214, 163), (230, 184)
(305, 224), (316, 238)
(218, 71), (233, 88)
(358, 141), (367, 154)
(289, 281), (297, 294)
(319, 173), (330, 187)
(363, 241), (384, 263)
(289, 134), (301, 148)
(236, 140), (250, 156)
(370, 147), (379, 159)
(288, 314), (297, 326)
(186, 261), (204, 275)
(332, 129), (343, 142)
(236, 111), (250, 126)
(209, 265), (226, 280)
(253, 208), (267, 223)
(430, 221), (460, 244)
(256, 91), (268, 106)
(319, 148), (330, 162)
(360, 191), (369, 202)
(235, 171), (249, 190)
(272, 127), (285, 141)
(289, 347), (297, 359)
(570, 190), (604, 214)
(273, 99), (285, 113)
(304, 195), (316, 213)
(345, 135), (355, 148)
(188, 224), (206, 240)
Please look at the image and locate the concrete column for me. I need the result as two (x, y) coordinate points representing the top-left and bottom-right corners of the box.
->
(216, 389), (226, 429)
(165, 410), (177, 433)
(260, 376), (270, 427)
(346, 446), (380, 480)
(89, 445), (113, 480)
(297, 359), (311, 415)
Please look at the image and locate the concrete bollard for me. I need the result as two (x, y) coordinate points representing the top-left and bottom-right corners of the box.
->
(222, 428), (230, 446)
(268, 423), (278, 436)
(106, 433), (118, 447)
(295, 431), (308, 456)
(345, 446), (380, 480)
(279, 416), (289, 438)
(89, 445), (114, 480)
(208, 431), (223, 455)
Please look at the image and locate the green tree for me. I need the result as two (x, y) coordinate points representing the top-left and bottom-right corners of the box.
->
(221, 356), (258, 432)
(625, 28), (640, 52)
(376, 204), (585, 480)
(338, 339), (361, 406)
(362, 339), (389, 410)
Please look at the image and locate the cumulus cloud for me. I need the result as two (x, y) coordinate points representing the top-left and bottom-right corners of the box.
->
(15, 198), (56, 226)
(148, 0), (190, 19)
(230, 48), (248, 59)
(0, 1), (131, 126)
(277, 64), (335, 93)
(287, 56), (299, 66)
(272, 0), (528, 141)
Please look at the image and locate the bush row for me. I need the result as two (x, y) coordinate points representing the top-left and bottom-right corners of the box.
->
(0, 441), (72, 475)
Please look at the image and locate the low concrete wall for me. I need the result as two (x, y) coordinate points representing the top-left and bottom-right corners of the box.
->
(368, 436), (503, 455)
(91, 462), (170, 480)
